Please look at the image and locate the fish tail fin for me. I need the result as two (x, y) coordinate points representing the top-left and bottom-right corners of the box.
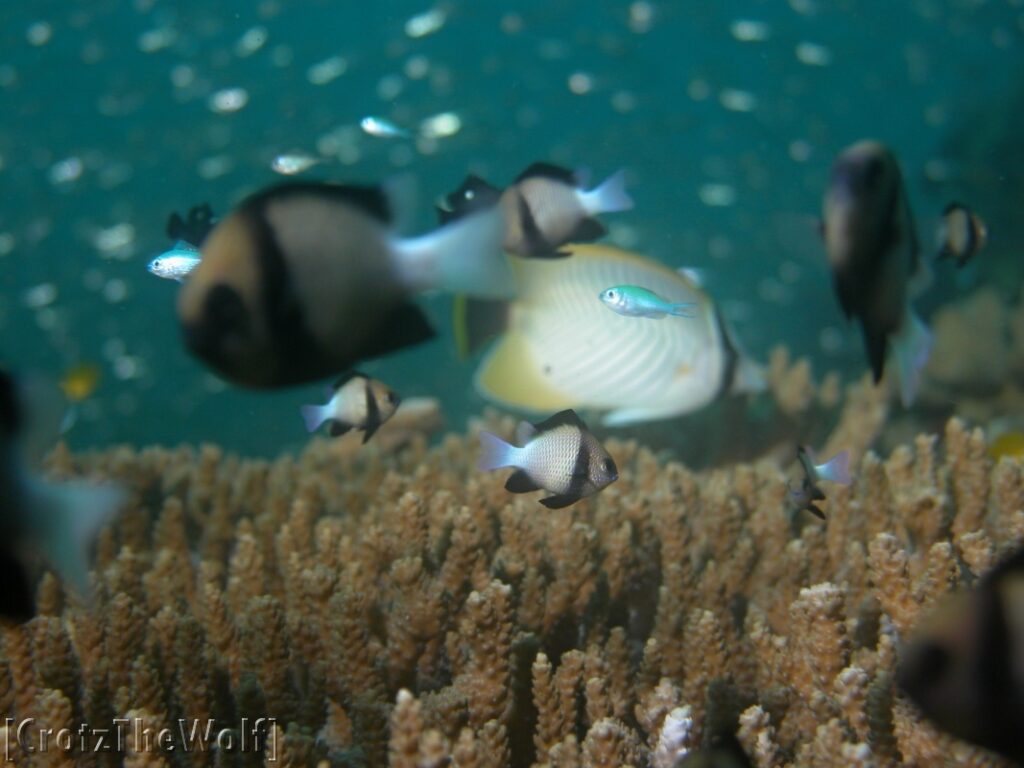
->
(392, 208), (515, 299)
(668, 302), (697, 318)
(300, 404), (328, 433)
(818, 450), (852, 485)
(580, 169), (634, 215)
(478, 431), (518, 471)
(892, 307), (932, 407)
(453, 295), (511, 358)
(26, 478), (124, 600)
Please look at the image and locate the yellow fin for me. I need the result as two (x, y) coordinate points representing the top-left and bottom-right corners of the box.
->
(475, 330), (575, 412)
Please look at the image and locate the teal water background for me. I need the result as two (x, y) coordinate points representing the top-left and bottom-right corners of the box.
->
(1, 0), (1021, 456)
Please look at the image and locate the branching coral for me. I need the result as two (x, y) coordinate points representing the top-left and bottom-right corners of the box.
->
(0, 396), (1020, 767)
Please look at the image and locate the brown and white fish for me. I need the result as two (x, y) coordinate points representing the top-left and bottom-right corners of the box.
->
(177, 180), (510, 388)
(438, 162), (633, 258)
(935, 202), (987, 268)
(300, 371), (400, 443)
(822, 140), (932, 407)
(478, 408), (618, 508)
(897, 545), (1024, 764)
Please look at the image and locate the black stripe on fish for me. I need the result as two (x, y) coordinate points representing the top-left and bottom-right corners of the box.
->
(0, 547), (35, 621)
(516, 191), (557, 258)
(0, 369), (22, 437)
(244, 198), (326, 386)
(328, 420), (352, 438)
(248, 182), (392, 224)
(713, 307), (739, 401)
(973, 566), (1018, 756)
(362, 378), (382, 444)
(505, 469), (540, 493)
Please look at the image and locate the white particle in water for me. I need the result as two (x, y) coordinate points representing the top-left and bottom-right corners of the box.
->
(687, 78), (710, 101)
(405, 7), (446, 38)
(306, 55), (347, 85)
(235, 26), (268, 57)
(419, 111), (462, 139)
(49, 156), (83, 185)
(137, 26), (176, 53)
(197, 155), (233, 179)
(208, 87), (249, 114)
(730, 19), (771, 42)
(93, 223), (135, 258)
(819, 326), (844, 354)
(795, 41), (832, 66)
(23, 283), (57, 309)
(0, 232), (13, 256)
(376, 74), (405, 101)
(698, 183), (737, 207)
(568, 71), (594, 95)
(629, 1), (654, 33)
(170, 64), (195, 89)
(788, 139), (813, 163)
(404, 55), (430, 79)
(103, 279), (129, 303)
(611, 90), (637, 113)
(26, 21), (53, 47)
(719, 88), (757, 112)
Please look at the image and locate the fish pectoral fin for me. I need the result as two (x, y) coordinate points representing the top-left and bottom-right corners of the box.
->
(539, 493), (581, 509)
(804, 502), (826, 519)
(566, 217), (606, 243)
(328, 421), (353, 438)
(505, 470), (541, 493)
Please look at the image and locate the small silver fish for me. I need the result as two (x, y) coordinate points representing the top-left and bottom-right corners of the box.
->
(271, 152), (325, 176)
(148, 241), (201, 282)
(786, 445), (851, 518)
(360, 116), (412, 139)
(935, 202), (987, 268)
(478, 408), (618, 508)
(300, 371), (400, 443)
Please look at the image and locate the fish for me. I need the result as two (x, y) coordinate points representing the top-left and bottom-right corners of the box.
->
(147, 241), (202, 282)
(438, 162), (634, 258)
(454, 243), (765, 427)
(166, 203), (218, 247)
(0, 367), (124, 620)
(300, 371), (400, 443)
(478, 408), (618, 509)
(896, 545), (1024, 764)
(177, 179), (511, 388)
(822, 140), (932, 407)
(989, 431), (1024, 461)
(599, 284), (696, 319)
(786, 445), (851, 519)
(271, 151), (325, 176)
(935, 202), (987, 268)
(59, 362), (101, 402)
(360, 116), (413, 139)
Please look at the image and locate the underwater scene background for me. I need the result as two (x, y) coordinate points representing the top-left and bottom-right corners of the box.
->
(2, 0), (1022, 455)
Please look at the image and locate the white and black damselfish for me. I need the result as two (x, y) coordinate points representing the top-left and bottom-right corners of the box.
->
(477, 408), (618, 509)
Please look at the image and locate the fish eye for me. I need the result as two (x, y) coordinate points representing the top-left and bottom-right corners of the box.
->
(386, 391), (397, 404)
(602, 457), (615, 474)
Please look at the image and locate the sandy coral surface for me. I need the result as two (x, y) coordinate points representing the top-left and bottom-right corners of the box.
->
(1, 378), (1022, 768)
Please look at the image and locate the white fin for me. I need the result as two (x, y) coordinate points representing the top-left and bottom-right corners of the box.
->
(300, 404), (329, 433)
(601, 405), (686, 427)
(892, 306), (932, 408)
(816, 450), (851, 485)
(579, 169), (634, 215)
(392, 207), (515, 299)
(24, 477), (125, 601)
(478, 431), (519, 471)
(731, 355), (767, 395)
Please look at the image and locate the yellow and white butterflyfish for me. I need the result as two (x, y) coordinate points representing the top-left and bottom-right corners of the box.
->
(455, 242), (765, 427)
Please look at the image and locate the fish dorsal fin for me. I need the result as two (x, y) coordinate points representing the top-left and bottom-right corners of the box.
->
(250, 182), (392, 224)
(515, 420), (537, 444)
(515, 162), (577, 185)
(533, 408), (586, 434)
(334, 370), (368, 390)
(166, 203), (217, 246)
(439, 175), (503, 223)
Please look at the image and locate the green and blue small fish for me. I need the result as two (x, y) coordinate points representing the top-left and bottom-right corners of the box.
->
(598, 284), (696, 319)
(478, 408), (618, 509)
(300, 371), (400, 443)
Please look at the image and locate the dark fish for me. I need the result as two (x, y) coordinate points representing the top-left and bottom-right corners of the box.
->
(822, 140), (932, 407)
(478, 408), (618, 508)
(300, 371), (400, 443)
(166, 203), (218, 247)
(177, 180), (510, 388)
(786, 445), (851, 519)
(897, 545), (1024, 764)
(0, 368), (123, 621)
(438, 162), (633, 258)
(935, 202), (987, 268)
